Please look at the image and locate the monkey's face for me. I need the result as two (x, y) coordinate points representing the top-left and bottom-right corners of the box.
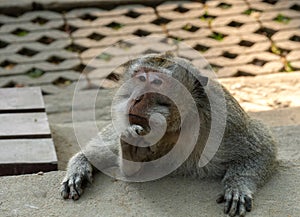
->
(116, 62), (183, 175)
(127, 71), (180, 132)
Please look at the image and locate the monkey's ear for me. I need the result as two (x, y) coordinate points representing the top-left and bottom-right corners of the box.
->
(162, 51), (175, 58)
(195, 74), (208, 87)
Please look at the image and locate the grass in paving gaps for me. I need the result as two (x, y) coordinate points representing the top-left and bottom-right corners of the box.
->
(199, 11), (216, 22)
(182, 24), (199, 32)
(106, 22), (124, 30)
(209, 32), (225, 41)
(97, 53), (113, 61)
(243, 8), (262, 15)
(12, 28), (29, 37)
(274, 14), (290, 24)
(284, 61), (294, 72)
(26, 68), (45, 78)
(218, 3), (232, 9)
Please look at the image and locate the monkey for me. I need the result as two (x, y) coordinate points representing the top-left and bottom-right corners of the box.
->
(60, 52), (277, 217)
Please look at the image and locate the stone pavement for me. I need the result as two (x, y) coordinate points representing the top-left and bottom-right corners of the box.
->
(0, 0), (299, 100)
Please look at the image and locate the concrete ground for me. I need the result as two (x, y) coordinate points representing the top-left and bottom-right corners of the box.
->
(0, 0), (300, 216)
(0, 123), (299, 217)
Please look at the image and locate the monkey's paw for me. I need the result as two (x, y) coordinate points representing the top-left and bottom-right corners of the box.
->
(60, 162), (93, 200)
(216, 187), (253, 217)
(123, 125), (145, 137)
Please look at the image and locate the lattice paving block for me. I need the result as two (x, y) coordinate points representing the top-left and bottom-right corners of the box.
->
(72, 24), (162, 39)
(0, 71), (80, 88)
(262, 18), (300, 31)
(272, 29), (300, 41)
(0, 49), (78, 64)
(211, 14), (257, 27)
(165, 19), (209, 31)
(259, 9), (300, 21)
(286, 50), (300, 62)
(0, 11), (62, 24)
(65, 8), (106, 19)
(156, 1), (203, 12)
(0, 59), (81, 77)
(236, 61), (284, 75)
(67, 14), (157, 29)
(0, 20), (64, 34)
(156, 8), (204, 20)
(206, 2), (248, 16)
(168, 28), (211, 40)
(212, 22), (260, 35)
(0, 40), (72, 55)
(114, 4), (155, 14)
(0, 87), (57, 175)
(0, 30), (68, 44)
(249, 0), (300, 11)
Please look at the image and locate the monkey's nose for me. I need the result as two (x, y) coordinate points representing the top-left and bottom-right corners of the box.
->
(133, 94), (144, 104)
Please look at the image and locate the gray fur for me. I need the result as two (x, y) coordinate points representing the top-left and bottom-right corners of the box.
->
(61, 53), (277, 217)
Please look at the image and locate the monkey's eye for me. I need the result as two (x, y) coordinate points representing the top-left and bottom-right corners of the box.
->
(138, 75), (146, 82)
(119, 93), (131, 99)
(151, 79), (162, 85)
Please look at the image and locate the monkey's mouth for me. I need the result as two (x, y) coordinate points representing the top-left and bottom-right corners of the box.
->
(128, 114), (150, 133)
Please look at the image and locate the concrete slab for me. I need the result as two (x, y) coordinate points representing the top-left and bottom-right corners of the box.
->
(0, 125), (299, 217)
(249, 106), (300, 127)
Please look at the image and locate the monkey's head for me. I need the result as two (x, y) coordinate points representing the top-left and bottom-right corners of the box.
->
(115, 52), (209, 176)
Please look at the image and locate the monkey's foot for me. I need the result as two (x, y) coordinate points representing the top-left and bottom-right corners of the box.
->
(60, 160), (93, 200)
(216, 188), (253, 217)
(60, 170), (93, 200)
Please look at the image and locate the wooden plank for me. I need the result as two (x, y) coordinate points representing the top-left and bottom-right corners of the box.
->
(0, 87), (58, 175)
(0, 139), (57, 176)
(0, 139), (57, 163)
(0, 87), (44, 112)
(0, 113), (51, 139)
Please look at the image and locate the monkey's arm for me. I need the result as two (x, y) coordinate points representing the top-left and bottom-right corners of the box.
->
(60, 124), (120, 200)
(218, 120), (277, 217)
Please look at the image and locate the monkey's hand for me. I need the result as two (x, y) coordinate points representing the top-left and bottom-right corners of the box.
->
(122, 124), (146, 138)
(216, 184), (253, 217)
(60, 152), (93, 200)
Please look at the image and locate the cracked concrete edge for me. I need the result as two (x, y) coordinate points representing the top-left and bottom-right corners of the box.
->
(0, 0), (165, 11)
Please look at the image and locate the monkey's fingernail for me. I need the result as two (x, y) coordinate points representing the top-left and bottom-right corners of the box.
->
(216, 195), (225, 203)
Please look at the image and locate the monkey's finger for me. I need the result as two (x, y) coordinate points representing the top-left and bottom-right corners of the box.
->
(224, 190), (233, 214)
(60, 181), (70, 199)
(228, 190), (239, 217)
(244, 195), (253, 212)
(238, 196), (246, 217)
(68, 177), (80, 200)
(85, 170), (93, 184)
(133, 125), (144, 135)
(74, 176), (83, 196)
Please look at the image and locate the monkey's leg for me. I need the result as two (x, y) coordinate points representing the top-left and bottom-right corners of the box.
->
(217, 157), (271, 217)
(60, 124), (119, 200)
